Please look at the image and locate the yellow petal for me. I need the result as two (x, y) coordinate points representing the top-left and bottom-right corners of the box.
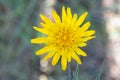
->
(51, 52), (61, 66)
(43, 50), (56, 61)
(52, 11), (61, 24)
(67, 51), (71, 62)
(82, 30), (95, 36)
(33, 26), (49, 35)
(40, 14), (53, 24)
(35, 45), (52, 55)
(75, 12), (88, 27)
(61, 49), (71, 63)
(80, 36), (96, 42)
(31, 38), (47, 44)
(71, 51), (82, 64)
(79, 22), (91, 31)
(61, 56), (67, 71)
(40, 22), (49, 28)
(67, 7), (72, 18)
(74, 47), (87, 56)
(71, 13), (77, 25)
(67, 7), (72, 23)
(62, 6), (67, 23)
(78, 43), (87, 47)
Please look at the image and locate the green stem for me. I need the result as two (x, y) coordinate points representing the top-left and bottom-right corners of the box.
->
(68, 63), (72, 80)
(95, 59), (105, 80)
(73, 64), (79, 80)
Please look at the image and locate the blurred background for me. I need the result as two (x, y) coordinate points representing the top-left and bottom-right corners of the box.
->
(0, 0), (120, 80)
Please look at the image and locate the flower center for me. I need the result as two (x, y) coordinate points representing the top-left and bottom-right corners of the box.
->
(54, 28), (76, 48)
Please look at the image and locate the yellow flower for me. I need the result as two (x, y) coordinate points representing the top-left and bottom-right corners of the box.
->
(31, 6), (95, 71)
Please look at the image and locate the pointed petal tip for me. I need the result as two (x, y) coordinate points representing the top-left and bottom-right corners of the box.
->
(79, 62), (82, 64)
(78, 61), (82, 64)
(39, 14), (46, 20)
(87, 21), (91, 25)
(39, 14), (43, 18)
(62, 65), (67, 71)
(62, 68), (66, 71)
(67, 7), (72, 14)
(82, 52), (87, 56)
(30, 39), (33, 43)
(62, 6), (65, 9)
(52, 10), (56, 14)
(35, 52), (40, 56)
(68, 59), (71, 62)
(82, 11), (88, 17)
(51, 62), (56, 66)
(93, 36), (96, 38)
(30, 38), (43, 44)
(67, 7), (70, 10)
(33, 26), (37, 29)
(33, 26), (42, 31)
(51, 59), (57, 66)
(42, 58), (47, 61)
(85, 11), (88, 15)
(74, 13), (77, 17)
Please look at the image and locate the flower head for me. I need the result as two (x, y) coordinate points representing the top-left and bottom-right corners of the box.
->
(31, 6), (95, 71)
